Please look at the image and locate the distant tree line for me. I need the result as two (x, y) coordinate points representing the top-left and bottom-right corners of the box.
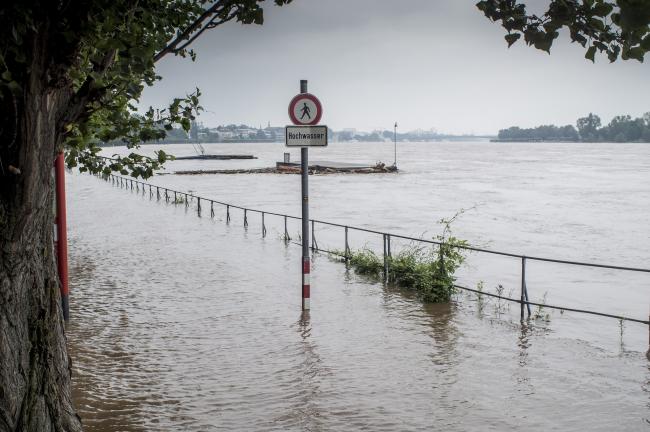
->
(498, 113), (650, 142)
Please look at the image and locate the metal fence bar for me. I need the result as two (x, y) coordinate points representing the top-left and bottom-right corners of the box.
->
(100, 174), (650, 327)
(455, 284), (649, 325)
(104, 175), (650, 272)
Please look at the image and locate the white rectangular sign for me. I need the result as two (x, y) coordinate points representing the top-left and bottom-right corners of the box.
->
(285, 126), (328, 147)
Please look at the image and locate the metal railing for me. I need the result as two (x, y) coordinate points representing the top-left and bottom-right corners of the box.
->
(99, 173), (650, 327)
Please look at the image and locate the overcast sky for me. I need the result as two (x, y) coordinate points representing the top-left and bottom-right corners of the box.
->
(141, 0), (650, 135)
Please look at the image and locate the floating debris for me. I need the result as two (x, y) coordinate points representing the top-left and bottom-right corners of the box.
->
(173, 162), (397, 175)
(173, 154), (257, 160)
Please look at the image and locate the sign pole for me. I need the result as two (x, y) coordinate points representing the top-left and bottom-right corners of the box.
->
(300, 79), (310, 311)
(393, 122), (397, 167)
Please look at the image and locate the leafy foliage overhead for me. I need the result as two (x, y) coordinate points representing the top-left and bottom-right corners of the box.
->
(476, 0), (650, 62)
(0, 0), (291, 178)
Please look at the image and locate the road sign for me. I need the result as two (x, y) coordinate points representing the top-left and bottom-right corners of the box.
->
(285, 126), (328, 147)
(288, 93), (322, 125)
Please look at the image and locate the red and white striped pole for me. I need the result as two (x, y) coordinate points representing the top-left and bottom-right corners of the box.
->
(53, 153), (70, 321)
(302, 256), (310, 310)
(300, 79), (310, 311)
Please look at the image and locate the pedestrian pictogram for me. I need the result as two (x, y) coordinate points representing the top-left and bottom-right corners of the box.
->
(300, 103), (311, 120)
(288, 93), (322, 125)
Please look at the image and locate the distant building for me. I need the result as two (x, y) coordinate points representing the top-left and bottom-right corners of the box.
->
(264, 125), (285, 141)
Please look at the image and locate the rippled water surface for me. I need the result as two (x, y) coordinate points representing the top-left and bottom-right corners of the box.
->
(68, 142), (650, 431)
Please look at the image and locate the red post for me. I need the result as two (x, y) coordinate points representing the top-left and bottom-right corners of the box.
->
(302, 257), (310, 310)
(54, 153), (69, 321)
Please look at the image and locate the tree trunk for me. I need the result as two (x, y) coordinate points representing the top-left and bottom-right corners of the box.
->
(0, 33), (82, 432)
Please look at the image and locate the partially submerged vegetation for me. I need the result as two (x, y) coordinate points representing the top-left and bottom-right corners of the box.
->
(335, 212), (469, 303)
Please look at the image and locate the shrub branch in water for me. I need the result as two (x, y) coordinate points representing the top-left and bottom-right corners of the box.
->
(338, 211), (470, 303)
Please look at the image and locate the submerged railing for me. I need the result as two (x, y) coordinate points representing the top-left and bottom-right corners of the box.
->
(98, 173), (650, 328)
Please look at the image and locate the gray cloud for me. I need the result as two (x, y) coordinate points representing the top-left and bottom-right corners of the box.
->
(141, 0), (650, 134)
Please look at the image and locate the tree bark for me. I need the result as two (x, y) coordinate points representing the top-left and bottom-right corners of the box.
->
(0, 29), (82, 432)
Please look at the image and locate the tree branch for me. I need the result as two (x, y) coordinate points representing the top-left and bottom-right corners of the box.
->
(153, 1), (230, 62)
(172, 11), (239, 54)
(57, 49), (117, 131)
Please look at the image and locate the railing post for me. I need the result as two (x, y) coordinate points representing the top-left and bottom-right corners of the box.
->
(383, 234), (388, 281)
(262, 212), (266, 237)
(524, 279), (532, 318)
(211, 201), (214, 218)
(156, 186), (160, 200)
(226, 205), (230, 223)
(344, 226), (350, 262)
(521, 256), (527, 321)
(185, 193), (188, 207)
(197, 197), (201, 216)
(244, 209), (248, 227)
(165, 189), (169, 203)
(284, 215), (290, 241)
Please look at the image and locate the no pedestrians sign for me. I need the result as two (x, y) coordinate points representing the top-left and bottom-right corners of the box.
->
(288, 93), (322, 125)
(286, 91), (327, 147)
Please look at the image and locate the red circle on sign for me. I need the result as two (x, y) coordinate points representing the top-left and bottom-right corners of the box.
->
(288, 93), (322, 125)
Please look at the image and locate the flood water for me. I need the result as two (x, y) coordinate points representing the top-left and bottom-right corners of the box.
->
(67, 141), (650, 431)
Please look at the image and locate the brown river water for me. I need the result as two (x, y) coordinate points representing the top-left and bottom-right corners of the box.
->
(67, 141), (650, 431)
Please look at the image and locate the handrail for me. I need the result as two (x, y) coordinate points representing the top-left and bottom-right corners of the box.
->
(98, 173), (650, 327)
(104, 173), (649, 274)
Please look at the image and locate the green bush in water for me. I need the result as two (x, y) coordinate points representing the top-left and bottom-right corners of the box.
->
(348, 248), (384, 276)
(339, 211), (469, 303)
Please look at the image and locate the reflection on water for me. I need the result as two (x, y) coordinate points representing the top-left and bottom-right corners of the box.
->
(67, 143), (650, 431)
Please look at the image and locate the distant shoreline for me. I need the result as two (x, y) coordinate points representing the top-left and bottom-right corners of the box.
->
(99, 138), (650, 147)
(491, 139), (649, 143)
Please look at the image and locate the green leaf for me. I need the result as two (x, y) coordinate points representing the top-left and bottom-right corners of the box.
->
(588, 18), (605, 31)
(504, 33), (521, 47)
(627, 47), (645, 62)
(592, 2), (613, 17)
(180, 117), (191, 132)
(641, 35), (650, 50)
(585, 45), (597, 62)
